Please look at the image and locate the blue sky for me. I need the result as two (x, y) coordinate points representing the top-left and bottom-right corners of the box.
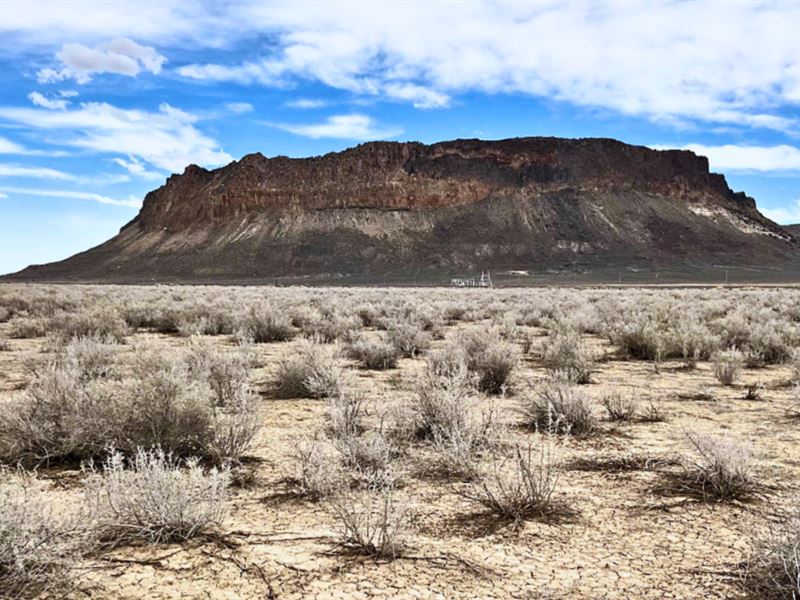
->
(3, 1), (800, 275)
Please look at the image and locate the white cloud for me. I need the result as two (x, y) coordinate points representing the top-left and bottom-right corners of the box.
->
(274, 114), (401, 140)
(0, 102), (232, 173)
(112, 156), (164, 181)
(59, 90), (79, 98)
(226, 102), (253, 114)
(664, 144), (800, 172)
(6, 2), (800, 127)
(384, 83), (449, 109)
(0, 185), (140, 208)
(0, 137), (28, 154)
(0, 136), (70, 157)
(178, 61), (286, 85)
(286, 98), (328, 109)
(0, 2), (215, 44)
(761, 199), (800, 225)
(175, 1), (800, 128)
(0, 192), (7, 199)
(38, 38), (166, 84)
(0, 163), (75, 180)
(28, 91), (69, 110)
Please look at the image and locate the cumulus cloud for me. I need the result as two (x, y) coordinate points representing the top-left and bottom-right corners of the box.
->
(383, 83), (450, 109)
(174, 1), (800, 127)
(273, 114), (401, 140)
(6, 2), (800, 125)
(0, 102), (232, 173)
(28, 91), (69, 110)
(0, 185), (140, 208)
(665, 144), (800, 172)
(38, 38), (166, 84)
(0, 2), (212, 44)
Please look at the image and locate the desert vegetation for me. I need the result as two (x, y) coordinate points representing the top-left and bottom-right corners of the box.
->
(1, 283), (800, 598)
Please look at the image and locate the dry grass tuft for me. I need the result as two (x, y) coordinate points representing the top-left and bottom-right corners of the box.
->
(520, 380), (598, 435)
(328, 486), (408, 559)
(540, 328), (595, 384)
(454, 327), (519, 394)
(742, 513), (800, 599)
(0, 343), (259, 467)
(292, 436), (347, 500)
(712, 347), (745, 386)
(601, 392), (638, 422)
(386, 322), (432, 358)
(669, 433), (759, 502)
(85, 449), (229, 548)
(0, 472), (91, 599)
(274, 338), (344, 399)
(346, 336), (399, 370)
(459, 440), (564, 523)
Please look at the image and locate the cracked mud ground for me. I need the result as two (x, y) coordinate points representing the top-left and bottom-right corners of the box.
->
(1, 286), (798, 599)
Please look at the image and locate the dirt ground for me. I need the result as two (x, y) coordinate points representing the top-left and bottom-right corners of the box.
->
(1, 290), (798, 599)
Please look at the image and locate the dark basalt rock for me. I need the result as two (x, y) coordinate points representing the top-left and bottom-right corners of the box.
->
(5, 137), (800, 284)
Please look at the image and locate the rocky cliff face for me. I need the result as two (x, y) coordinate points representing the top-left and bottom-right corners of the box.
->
(7, 137), (799, 284)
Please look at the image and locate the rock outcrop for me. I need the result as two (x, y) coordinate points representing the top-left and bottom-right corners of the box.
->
(6, 137), (799, 284)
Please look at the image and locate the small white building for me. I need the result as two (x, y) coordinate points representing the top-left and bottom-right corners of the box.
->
(451, 271), (492, 287)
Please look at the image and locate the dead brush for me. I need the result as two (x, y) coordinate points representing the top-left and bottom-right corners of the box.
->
(185, 341), (254, 406)
(207, 391), (261, 466)
(292, 436), (347, 499)
(234, 304), (295, 343)
(640, 397), (670, 422)
(8, 317), (50, 339)
(274, 337), (344, 399)
(411, 351), (473, 440)
(430, 403), (501, 481)
(0, 472), (92, 599)
(301, 313), (361, 344)
(712, 347), (745, 386)
(46, 304), (129, 343)
(85, 448), (230, 548)
(327, 392), (366, 439)
(454, 327), (519, 394)
(744, 383), (765, 401)
(568, 452), (679, 473)
(459, 440), (564, 523)
(55, 334), (118, 381)
(520, 379), (598, 435)
(789, 348), (800, 384)
(0, 344), (260, 467)
(0, 360), (121, 466)
(345, 336), (399, 370)
(335, 432), (397, 488)
(386, 321), (432, 358)
(601, 392), (638, 422)
(742, 512), (800, 599)
(328, 485), (408, 559)
(540, 328), (596, 384)
(667, 432), (759, 502)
